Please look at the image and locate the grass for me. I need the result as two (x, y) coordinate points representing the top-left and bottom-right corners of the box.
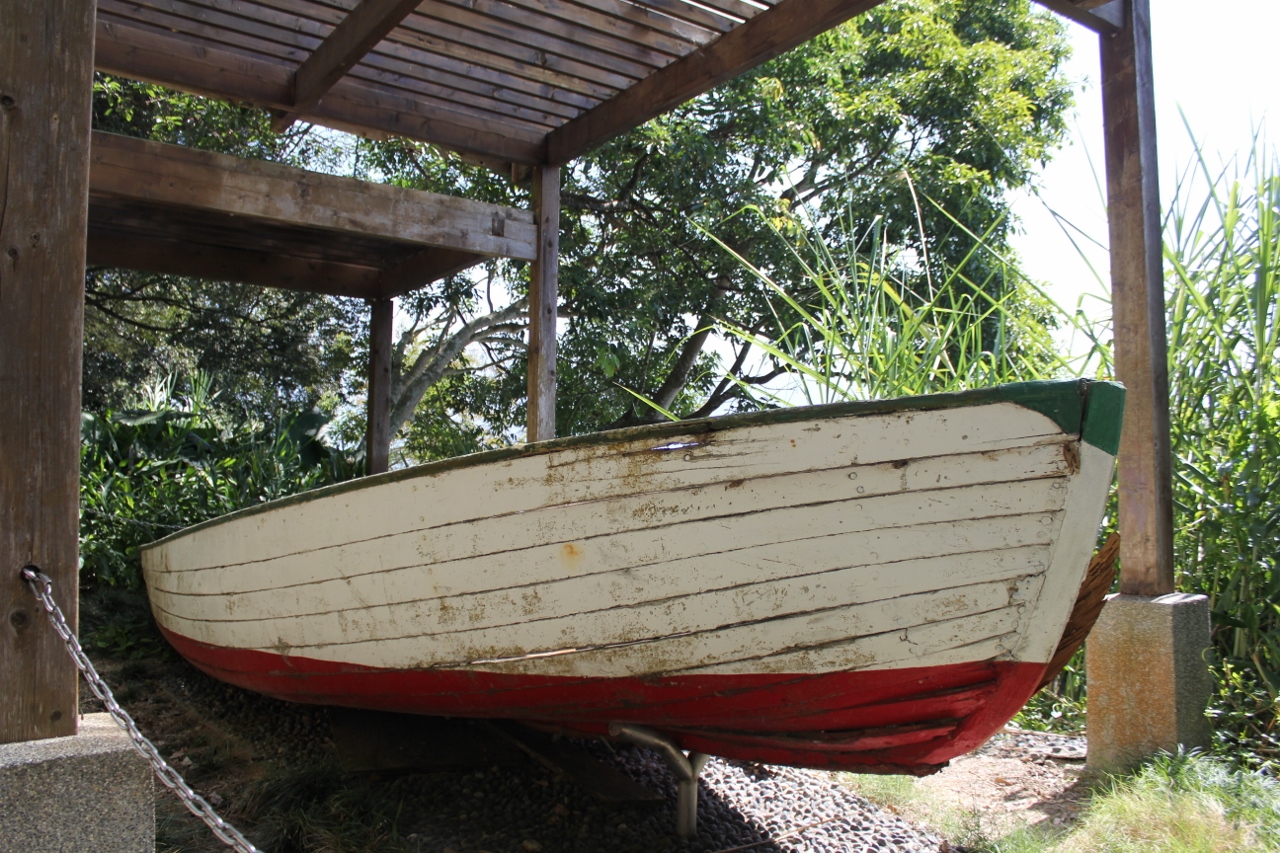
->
(843, 751), (1280, 853)
(700, 190), (1093, 411)
(839, 772), (997, 845)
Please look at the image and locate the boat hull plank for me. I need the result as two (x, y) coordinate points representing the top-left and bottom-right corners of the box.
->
(146, 475), (1065, 644)
(148, 440), (1073, 599)
(158, 624), (1046, 770)
(154, 401), (1067, 572)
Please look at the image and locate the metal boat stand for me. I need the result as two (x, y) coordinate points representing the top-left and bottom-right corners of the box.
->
(609, 723), (709, 837)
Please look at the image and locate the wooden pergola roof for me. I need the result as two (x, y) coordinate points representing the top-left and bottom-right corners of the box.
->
(85, 0), (1123, 302)
(93, 0), (1121, 171)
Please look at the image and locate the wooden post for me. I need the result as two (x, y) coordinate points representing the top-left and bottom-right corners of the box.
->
(0, 0), (96, 743)
(1100, 0), (1175, 595)
(527, 165), (560, 443)
(366, 298), (393, 475)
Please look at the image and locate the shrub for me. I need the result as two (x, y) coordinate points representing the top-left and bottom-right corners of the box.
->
(80, 374), (361, 592)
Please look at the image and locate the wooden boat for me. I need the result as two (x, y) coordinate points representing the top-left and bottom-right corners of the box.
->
(142, 379), (1123, 775)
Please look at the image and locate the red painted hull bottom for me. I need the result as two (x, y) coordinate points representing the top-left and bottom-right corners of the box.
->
(160, 627), (1046, 774)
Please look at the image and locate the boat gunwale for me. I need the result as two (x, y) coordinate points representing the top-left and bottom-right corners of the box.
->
(141, 378), (1120, 552)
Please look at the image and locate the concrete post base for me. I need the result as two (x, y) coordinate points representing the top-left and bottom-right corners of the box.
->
(1086, 593), (1214, 774)
(0, 713), (154, 852)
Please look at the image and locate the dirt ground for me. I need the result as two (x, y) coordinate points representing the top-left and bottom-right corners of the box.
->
(912, 730), (1091, 838)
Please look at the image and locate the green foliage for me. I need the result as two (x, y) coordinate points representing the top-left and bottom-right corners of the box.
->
(1161, 132), (1280, 769)
(847, 751), (1280, 852)
(83, 3), (1074, 452)
(80, 375), (361, 592)
(1052, 751), (1280, 853)
(1013, 647), (1088, 734)
(694, 192), (1082, 412)
(546, 0), (1072, 433)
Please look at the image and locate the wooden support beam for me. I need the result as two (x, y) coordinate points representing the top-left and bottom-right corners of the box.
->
(1100, 0), (1174, 595)
(1032, 0), (1121, 35)
(526, 165), (560, 443)
(545, 0), (884, 165)
(86, 231), (386, 298)
(89, 131), (538, 261)
(272, 0), (427, 132)
(1, 0), (96, 743)
(377, 247), (486, 297)
(367, 298), (394, 475)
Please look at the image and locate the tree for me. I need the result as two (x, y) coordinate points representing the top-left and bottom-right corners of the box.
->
(372, 0), (1074, 443)
(539, 0), (1071, 435)
(84, 0), (1072, 456)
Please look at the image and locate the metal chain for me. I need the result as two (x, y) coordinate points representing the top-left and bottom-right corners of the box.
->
(20, 566), (262, 853)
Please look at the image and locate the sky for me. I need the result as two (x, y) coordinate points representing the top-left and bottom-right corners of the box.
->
(1009, 2), (1278, 325)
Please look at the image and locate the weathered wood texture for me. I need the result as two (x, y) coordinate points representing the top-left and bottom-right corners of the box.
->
(546, 0), (884, 164)
(86, 230), (385, 297)
(366, 298), (394, 475)
(526, 165), (560, 442)
(89, 0), (1137, 172)
(90, 131), (537, 260)
(275, 0), (425, 130)
(92, 15), (548, 164)
(89, 0), (932, 167)
(1031, 0), (1120, 34)
(0, 0), (96, 743)
(140, 383), (1120, 771)
(143, 396), (1114, 678)
(1101, 0), (1174, 596)
(87, 131), (535, 297)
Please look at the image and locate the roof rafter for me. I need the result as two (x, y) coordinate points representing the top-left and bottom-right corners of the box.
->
(545, 0), (886, 165)
(86, 232), (387, 297)
(95, 18), (546, 163)
(1031, 0), (1121, 34)
(271, 0), (426, 132)
(86, 130), (537, 297)
(90, 130), (538, 259)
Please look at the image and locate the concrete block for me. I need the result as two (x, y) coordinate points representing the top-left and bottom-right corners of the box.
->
(0, 713), (153, 852)
(1086, 593), (1214, 774)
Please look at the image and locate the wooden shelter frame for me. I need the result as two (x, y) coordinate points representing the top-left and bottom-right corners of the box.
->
(1, 0), (1170, 745)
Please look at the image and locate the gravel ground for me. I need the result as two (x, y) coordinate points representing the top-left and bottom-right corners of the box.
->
(372, 743), (948, 853)
(991, 729), (1086, 761)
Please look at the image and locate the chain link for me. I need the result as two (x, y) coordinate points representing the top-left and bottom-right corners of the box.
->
(20, 566), (262, 853)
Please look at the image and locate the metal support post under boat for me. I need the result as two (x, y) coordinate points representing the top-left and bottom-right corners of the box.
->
(609, 723), (709, 837)
(526, 164), (560, 443)
(366, 297), (393, 475)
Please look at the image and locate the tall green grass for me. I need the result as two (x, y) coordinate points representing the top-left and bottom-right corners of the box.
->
(1162, 134), (1280, 765)
(706, 194), (1098, 409)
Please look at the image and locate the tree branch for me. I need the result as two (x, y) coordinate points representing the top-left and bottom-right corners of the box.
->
(387, 296), (530, 436)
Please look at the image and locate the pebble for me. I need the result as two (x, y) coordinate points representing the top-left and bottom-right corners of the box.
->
(991, 728), (1088, 761)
